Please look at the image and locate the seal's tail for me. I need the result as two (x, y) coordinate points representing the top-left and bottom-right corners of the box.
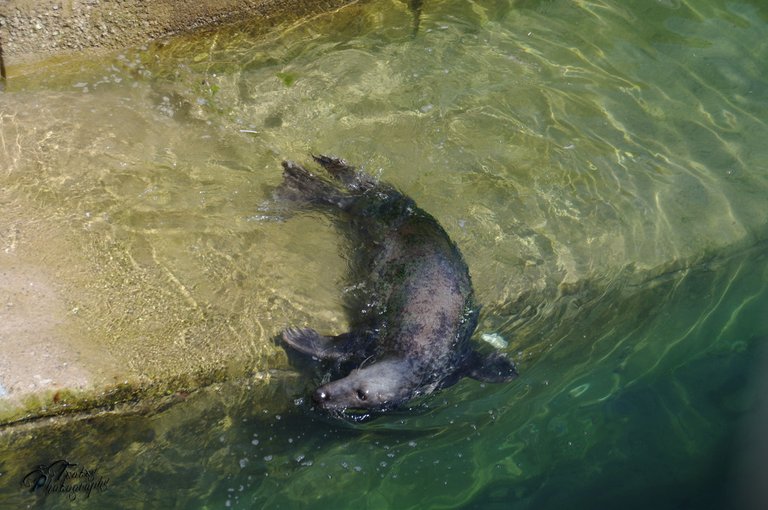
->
(276, 160), (352, 209)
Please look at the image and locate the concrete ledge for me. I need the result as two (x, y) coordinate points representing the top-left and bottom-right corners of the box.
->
(0, 0), (356, 69)
(0, 0), (363, 428)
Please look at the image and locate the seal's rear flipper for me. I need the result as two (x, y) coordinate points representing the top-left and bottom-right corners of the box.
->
(312, 155), (357, 184)
(281, 327), (372, 362)
(313, 154), (377, 192)
(277, 161), (352, 209)
(466, 351), (518, 383)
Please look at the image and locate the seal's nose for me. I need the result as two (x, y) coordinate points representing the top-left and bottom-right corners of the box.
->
(313, 388), (331, 404)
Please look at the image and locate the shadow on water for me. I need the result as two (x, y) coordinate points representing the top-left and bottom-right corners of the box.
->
(0, 34), (7, 91)
(405, 0), (424, 36)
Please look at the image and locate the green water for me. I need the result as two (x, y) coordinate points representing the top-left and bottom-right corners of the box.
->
(1, 0), (768, 508)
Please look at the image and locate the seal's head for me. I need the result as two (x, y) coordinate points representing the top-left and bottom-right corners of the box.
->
(313, 358), (417, 413)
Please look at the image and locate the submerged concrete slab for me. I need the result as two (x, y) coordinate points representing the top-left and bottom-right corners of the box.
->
(0, 261), (93, 400)
(0, 206), (131, 424)
(0, 0), (359, 427)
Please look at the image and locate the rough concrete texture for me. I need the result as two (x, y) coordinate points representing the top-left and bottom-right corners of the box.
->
(0, 262), (94, 399)
(0, 0), (355, 68)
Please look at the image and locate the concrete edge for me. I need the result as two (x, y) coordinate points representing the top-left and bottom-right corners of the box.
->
(0, 0), (358, 72)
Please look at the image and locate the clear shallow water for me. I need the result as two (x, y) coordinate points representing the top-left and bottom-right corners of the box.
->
(1, 0), (768, 508)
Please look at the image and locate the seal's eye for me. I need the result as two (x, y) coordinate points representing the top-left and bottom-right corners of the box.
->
(356, 389), (367, 401)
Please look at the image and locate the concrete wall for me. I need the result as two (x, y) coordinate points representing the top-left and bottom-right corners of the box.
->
(0, 0), (355, 70)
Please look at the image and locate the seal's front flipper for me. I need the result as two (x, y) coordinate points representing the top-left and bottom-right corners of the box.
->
(466, 351), (518, 383)
(281, 327), (371, 362)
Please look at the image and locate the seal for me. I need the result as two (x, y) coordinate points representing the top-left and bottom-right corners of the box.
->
(276, 155), (517, 416)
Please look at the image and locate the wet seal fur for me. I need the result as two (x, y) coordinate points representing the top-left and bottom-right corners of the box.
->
(276, 155), (517, 417)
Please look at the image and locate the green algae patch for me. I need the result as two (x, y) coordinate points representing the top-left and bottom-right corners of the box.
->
(0, 367), (229, 429)
(276, 71), (298, 87)
(1, 382), (157, 428)
(0, 367), (303, 433)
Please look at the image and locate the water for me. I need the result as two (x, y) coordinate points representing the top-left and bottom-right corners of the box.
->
(1, 0), (767, 508)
